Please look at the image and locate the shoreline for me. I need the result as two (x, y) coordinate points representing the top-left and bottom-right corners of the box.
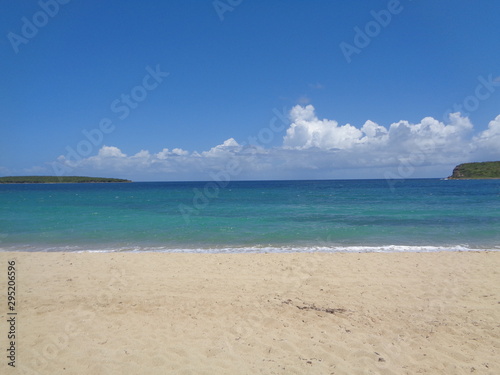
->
(446, 177), (500, 180)
(2, 244), (500, 254)
(1, 250), (498, 374)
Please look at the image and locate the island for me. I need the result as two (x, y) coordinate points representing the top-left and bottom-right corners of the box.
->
(448, 161), (500, 179)
(0, 176), (132, 184)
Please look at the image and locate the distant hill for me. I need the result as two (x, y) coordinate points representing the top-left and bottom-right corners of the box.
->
(448, 161), (500, 179)
(0, 176), (132, 184)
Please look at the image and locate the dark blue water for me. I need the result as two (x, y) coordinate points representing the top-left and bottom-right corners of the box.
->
(0, 179), (499, 252)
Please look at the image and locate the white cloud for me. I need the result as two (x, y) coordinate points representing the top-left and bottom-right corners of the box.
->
(284, 105), (363, 149)
(471, 115), (500, 157)
(98, 145), (127, 158)
(172, 148), (189, 156)
(155, 148), (189, 159)
(201, 138), (241, 157)
(132, 150), (150, 158)
(283, 105), (475, 167)
(47, 105), (500, 180)
(361, 120), (387, 139)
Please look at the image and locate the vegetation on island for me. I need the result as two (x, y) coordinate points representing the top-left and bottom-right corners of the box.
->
(448, 161), (500, 179)
(0, 176), (132, 184)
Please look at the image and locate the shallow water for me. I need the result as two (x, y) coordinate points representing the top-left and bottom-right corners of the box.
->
(1, 179), (499, 252)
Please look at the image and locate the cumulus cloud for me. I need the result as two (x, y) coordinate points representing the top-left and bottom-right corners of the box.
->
(201, 138), (241, 157)
(472, 115), (500, 157)
(132, 150), (150, 158)
(97, 145), (127, 158)
(284, 105), (473, 157)
(156, 148), (189, 159)
(48, 105), (500, 180)
(284, 104), (363, 149)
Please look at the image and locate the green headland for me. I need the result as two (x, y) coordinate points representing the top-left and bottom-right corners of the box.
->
(0, 176), (132, 184)
(448, 161), (500, 179)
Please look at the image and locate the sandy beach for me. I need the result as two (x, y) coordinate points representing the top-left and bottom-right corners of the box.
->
(1, 251), (499, 375)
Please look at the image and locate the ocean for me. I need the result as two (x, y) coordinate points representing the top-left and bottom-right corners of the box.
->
(0, 179), (499, 253)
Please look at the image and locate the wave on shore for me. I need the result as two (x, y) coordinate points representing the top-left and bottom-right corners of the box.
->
(1, 244), (499, 253)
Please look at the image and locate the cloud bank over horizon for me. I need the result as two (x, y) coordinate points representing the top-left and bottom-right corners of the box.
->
(11, 105), (500, 181)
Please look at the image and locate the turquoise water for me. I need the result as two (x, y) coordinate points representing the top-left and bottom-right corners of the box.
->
(0, 179), (499, 252)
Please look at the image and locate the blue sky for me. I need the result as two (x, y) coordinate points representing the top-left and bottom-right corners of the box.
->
(1, 0), (499, 181)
